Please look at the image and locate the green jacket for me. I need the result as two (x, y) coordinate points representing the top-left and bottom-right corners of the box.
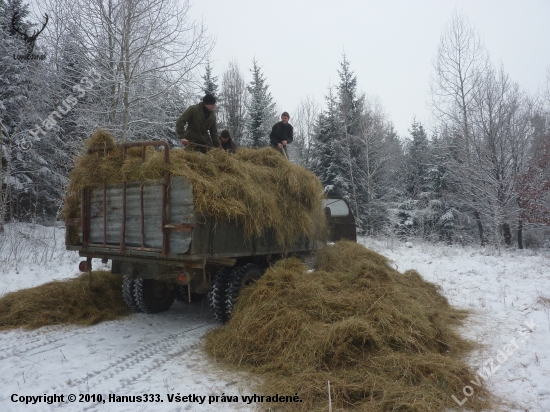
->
(176, 102), (220, 149)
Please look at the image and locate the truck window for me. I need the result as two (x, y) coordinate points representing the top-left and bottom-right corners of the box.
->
(322, 199), (350, 217)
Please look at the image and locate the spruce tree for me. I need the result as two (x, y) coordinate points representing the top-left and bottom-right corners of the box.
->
(311, 87), (347, 195)
(337, 54), (364, 136)
(428, 131), (458, 241)
(311, 56), (364, 219)
(313, 55), (405, 233)
(336, 55), (365, 222)
(244, 58), (276, 148)
(406, 120), (430, 198)
(202, 60), (219, 98)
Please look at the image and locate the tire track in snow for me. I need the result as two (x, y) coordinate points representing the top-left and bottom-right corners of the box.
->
(0, 315), (147, 361)
(54, 322), (217, 410)
(0, 325), (66, 353)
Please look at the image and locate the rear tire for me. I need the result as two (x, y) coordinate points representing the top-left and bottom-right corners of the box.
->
(133, 278), (176, 314)
(208, 267), (232, 323)
(122, 273), (142, 313)
(225, 263), (261, 320)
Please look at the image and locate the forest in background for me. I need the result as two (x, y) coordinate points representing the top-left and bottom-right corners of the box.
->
(1, 0), (549, 250)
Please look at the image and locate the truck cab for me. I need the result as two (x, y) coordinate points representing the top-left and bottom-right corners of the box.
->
(323, 197), (357, 242)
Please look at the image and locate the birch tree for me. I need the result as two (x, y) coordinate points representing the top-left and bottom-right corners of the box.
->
(430, 10), (490, 245)
(69, 0), (213, 140)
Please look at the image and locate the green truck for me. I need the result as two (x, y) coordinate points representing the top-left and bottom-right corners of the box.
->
(65, 141), (356, 322)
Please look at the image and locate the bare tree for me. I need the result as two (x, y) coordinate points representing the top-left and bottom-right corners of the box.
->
(291, 96), (319, 167)
(431, 10), (489, 154)
(69, 0), (214, 140)
(218, 61), (247, 144)
(430, 10), (490, 245)
(465, 66), (532, 248)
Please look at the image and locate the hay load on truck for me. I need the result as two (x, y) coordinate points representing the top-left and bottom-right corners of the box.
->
(64, 131), (356, 322)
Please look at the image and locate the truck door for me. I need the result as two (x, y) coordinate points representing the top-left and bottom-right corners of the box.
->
(323, 198), (357, 242)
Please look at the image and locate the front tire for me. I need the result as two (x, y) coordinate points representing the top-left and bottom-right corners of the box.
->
(208, 267), (231, 323)
(133, 278), (176, 314)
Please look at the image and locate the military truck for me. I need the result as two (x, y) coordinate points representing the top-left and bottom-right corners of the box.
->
(65, 141), (356, 322)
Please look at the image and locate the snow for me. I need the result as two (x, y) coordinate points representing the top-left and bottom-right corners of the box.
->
(0, 224), (549, 411)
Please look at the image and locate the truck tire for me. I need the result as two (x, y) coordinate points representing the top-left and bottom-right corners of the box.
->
(133, 278), (176, 314)
(122, 273), (142, 313)
(225, 263), (261, 320)
(208, 267), (232, 323)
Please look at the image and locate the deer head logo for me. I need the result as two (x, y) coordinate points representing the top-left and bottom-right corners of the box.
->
(11, 12), (49, 55)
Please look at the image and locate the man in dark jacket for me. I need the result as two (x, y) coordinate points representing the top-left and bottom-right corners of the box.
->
(220, 129), (237, 153)
(177, 94), (220, 153)
(269, 112), (293, 156)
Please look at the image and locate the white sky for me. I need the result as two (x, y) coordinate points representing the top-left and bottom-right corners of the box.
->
(191, 0), (550, 138)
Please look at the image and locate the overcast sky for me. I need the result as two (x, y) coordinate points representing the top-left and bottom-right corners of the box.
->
(191, 0), (550, 138)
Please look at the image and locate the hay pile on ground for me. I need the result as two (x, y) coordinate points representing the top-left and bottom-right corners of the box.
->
(63, 130), (325, 247)
(205, 241), (496, 411)
(0, 271), (129, 330)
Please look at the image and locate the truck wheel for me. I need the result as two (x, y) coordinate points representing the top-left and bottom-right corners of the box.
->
(225, 263), (261, 320)
(133, 278), (176, 314)
(209, 267), (231, 323)
(122, 273), (142, 313)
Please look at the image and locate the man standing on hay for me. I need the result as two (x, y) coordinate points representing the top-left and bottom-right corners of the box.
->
(177, 94), (220, 153)
(270, 112), (293, 157)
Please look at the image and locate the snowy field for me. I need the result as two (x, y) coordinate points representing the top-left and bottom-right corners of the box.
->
(360, 236), (550, 412)
(0, 223), (549, 411)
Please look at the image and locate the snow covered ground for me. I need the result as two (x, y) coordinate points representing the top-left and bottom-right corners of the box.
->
(0, 223), (549, 411)
(0, 224), (251, 412)
(360, 236), (550, 412)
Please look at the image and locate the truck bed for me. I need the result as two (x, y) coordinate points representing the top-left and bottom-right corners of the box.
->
(69, 176), (320, 263)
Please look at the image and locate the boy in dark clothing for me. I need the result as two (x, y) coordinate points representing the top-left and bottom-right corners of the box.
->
(220, 129), (237, 153)
(269, 111), (293, 156)
(176, 94), (220, 153)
